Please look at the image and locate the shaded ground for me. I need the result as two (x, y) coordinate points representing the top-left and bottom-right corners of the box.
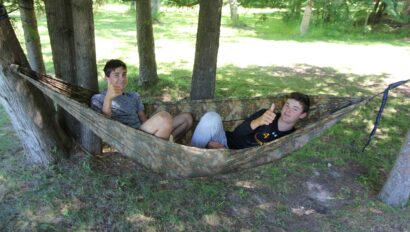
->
(1, 66), (410, 231)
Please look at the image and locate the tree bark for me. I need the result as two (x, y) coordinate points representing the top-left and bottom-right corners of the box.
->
(44, 0), (80, 143)
(0, 4), (68, 164)
(403, 0), (410, 18)
(136, 0), (159, 86)
(151, 0), (160, 20)
(18, 0), (45, 74)
(300, 0), (313, 36)
(378, 129), (410, 207)
(190, 0), (222, 100)
(229, 0), (239, 26)
(44, 0), (101, 155)
(71, 0), (101, 155)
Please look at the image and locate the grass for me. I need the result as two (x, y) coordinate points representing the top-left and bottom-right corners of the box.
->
(1, 3), (410, 231)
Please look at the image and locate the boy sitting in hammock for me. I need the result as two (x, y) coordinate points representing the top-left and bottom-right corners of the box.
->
(191, 92), (310, 149)
(91, 59), (193, 141)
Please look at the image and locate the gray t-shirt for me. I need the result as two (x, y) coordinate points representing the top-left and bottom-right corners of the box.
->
(91, 90), (145, 129)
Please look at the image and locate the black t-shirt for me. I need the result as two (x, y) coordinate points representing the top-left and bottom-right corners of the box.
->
(226, 109), (295, 149)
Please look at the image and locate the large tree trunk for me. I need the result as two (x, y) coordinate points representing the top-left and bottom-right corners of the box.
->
(190, 0), (222, 100)
(229, 0), (239, 26)
(300, 0), (313, 36)
(378, 129), (410, 207)
(0, 4), (68, 163)
(44, 0), (79, 142)
(44, 0), (101, 155)
(136, 0), (159, 86)
(18, 0), (45, 74)
(71, 0), (101, 155)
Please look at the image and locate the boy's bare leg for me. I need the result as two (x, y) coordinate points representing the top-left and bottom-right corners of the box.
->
(140, 111), (173, 139)
(171, 112), (193, 142)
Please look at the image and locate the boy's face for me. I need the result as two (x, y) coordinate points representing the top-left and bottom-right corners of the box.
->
(279, 98), (307, 124)
(106, 66), (128, 90)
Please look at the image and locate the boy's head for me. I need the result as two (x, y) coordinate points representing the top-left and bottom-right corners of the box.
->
(279, 92), (310, 124)
(103, 59), (128, 90)
(289, 92), (310, 113)
(103, 59), (127, 77)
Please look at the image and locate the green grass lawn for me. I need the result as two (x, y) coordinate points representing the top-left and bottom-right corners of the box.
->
(1, 3), (410, 231)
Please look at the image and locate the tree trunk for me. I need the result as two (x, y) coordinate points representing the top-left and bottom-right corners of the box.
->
(44, 0), (79, 142)
(190, 0), (222, 100)
(403, 0), (410, 18)
(378, 129), (410, 207)
(229, 0), (239, 26)
(136, 0), (159, 86)
(71, 0), (101, 155)
(300, 0), (313, 36)
(44, 0), (101, 155)
(151, 0), (160, 21)
(0, 4), (68, 164)
(289, 0), (302, 20)
(18, 0), (45, 74)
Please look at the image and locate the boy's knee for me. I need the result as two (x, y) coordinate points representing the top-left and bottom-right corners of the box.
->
(157, 111), (173, 128)
(201, 112), (222, 124)
(185, 113), (194, 127)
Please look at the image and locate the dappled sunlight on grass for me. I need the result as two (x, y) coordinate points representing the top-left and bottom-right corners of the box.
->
(98, 4), (130, 13)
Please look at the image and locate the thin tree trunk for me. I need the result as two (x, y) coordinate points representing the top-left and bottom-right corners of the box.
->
(403, 0), (410, 18)
(18, 0), (45, 74)
(378, 129), (410, 207)
(136, 0), (159, 86)
(0, 4), (68, 164)
(71, 0), (101, 155)
(229, 0), (239, 26)
(190, 0), (222, 100)
(300, 0), (313, 36)
(151, 0), (160, 21)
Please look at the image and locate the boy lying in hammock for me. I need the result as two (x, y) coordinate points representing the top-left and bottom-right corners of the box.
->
(191, 92), (310, 149)
(91, 59), (193, 141)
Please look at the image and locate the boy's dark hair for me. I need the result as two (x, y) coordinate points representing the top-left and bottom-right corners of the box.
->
(289, 92), (310, 113)
(103, 59), (127, 77)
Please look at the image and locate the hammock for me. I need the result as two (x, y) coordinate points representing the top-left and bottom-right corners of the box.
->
(11, 65), (372, 178)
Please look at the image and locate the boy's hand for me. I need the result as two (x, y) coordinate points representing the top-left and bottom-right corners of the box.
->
(252, 103), (276, 129)
(207, 141), (225, 149)
(106, 82), (123, 100)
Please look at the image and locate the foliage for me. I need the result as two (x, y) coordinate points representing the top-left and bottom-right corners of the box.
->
(238, 0), (286, 8)
(162, 0), (199, 7)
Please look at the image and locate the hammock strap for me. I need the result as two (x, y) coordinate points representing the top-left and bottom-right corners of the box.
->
(362, 79), (410, 151)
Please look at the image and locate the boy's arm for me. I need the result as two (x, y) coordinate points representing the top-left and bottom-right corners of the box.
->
(102, 82), (122, 117)
(233, 109), (266, 136)
(233, 103), (276, 136)
(250, 103), (276, 129)
(138, 111), (148, 123)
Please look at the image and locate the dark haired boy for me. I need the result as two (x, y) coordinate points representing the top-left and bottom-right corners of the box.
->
(191, 92), (310, 149)
(91, 59), (193, 141)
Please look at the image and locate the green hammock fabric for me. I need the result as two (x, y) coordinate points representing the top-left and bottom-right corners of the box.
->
(11, 65), (370, 178)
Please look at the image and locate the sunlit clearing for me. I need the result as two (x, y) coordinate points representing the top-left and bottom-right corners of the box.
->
(23, 207), (61, 225)
(126, 213), (154, 223)
(99, 4), (130, 13)
(235, 180), (256, 189)
(202, 213), (221, 226)
(291, 206), (316, 216)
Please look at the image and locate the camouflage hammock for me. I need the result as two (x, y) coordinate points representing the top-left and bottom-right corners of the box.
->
(11, 65), (371, 178)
